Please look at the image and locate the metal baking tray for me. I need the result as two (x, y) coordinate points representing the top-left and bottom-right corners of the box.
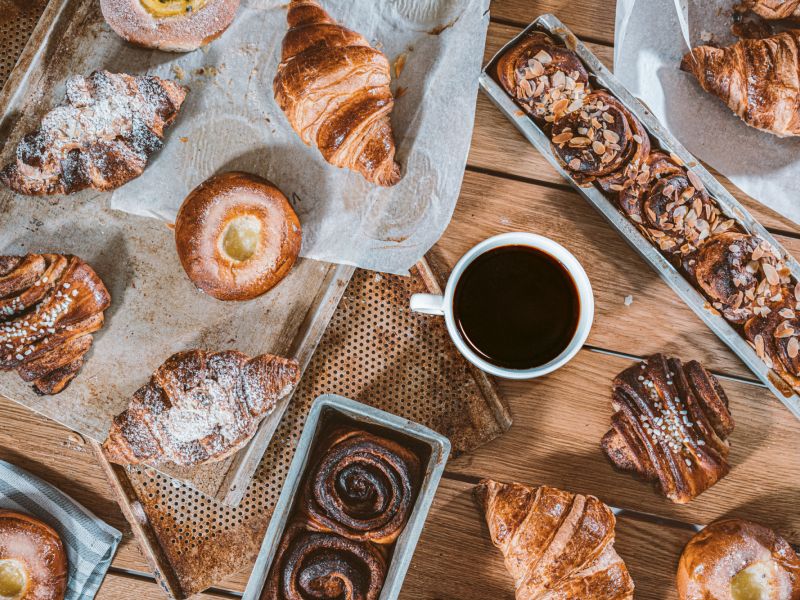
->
(479, 13), (800, 420)
(242, 394), (451, 600)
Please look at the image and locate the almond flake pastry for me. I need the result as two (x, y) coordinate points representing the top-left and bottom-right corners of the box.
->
(1, 71), (186, 196)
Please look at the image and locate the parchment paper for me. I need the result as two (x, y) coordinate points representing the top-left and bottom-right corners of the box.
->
(614, 0), (800, 226)
(109, 0), (490, 275)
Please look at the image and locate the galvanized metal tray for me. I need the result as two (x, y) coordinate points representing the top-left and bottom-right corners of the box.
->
(242, 394), (451, 600)
(479, 13), (800, 419)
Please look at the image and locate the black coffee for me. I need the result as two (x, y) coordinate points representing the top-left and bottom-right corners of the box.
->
(453, 245), (580, 370)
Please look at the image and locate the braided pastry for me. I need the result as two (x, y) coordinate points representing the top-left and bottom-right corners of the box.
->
(475, 479), (635, 600)
(273, 0), (401, 187)
(602, 354), (734, 504)
(302, 429), (421, 545)
(103, 349), (300, 467)
(1, 71), (186, 195)
(263, 522), (387, 600)
(0, 254), (110, 395)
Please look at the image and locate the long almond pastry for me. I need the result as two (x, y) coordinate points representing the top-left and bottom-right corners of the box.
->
(1, 71), (186, 195)
(602, 354), (734, 503)
(262, 522), (387, 600)
(474, 479), (635, 599)
(273, 0), (401, 187)
(103, 349), (300, 467)
(681, 31), (800, 137)
(0, 254), (111, 395)
(301, 429), (421, 545)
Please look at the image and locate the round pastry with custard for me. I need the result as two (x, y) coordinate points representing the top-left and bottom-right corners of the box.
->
(0, 510), (67, 600)
(175, 171), (302, 301)
(100, 0), (240, 52)
(677, 518), (800, 600)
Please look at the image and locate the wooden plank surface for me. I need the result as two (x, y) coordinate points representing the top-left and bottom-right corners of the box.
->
(2, 0), (800, 599)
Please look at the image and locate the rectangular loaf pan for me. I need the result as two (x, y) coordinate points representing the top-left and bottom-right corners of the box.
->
(242, 394), (451, 600)
(479, 13), (800, 419)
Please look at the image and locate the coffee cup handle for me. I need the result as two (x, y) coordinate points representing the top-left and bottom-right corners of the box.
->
(409, 293), (446, 316)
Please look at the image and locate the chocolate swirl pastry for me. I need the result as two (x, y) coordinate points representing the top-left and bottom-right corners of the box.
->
(551, 90), (650, 189)
(303, 429), (421, 545)
(689, 232), (791, 325)
(263, 522), (387, 600)
(496, 31), (591, 128)
(0, 254), (111, 394)
(744, 288), (800, 386)
(602, 354), (734, 503)
(618, 152), (737, 261)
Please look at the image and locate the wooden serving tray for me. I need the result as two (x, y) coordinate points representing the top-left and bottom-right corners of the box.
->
(94, 254), (512, 599)
(0, 0), (354, 506)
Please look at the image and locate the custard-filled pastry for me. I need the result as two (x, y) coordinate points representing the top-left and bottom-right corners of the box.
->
(263, 522), (387, 600)
(475, 479), (635, 599)
(1, 71), (186, 196)
(688, 232), (791, 325)
(0, 510), (67, 600)
(602, 354), (734, 504)
(551, 90), (650, 191)
(301, 429), (421, 545)
(273, 0), (401, 187)
(101, 0), (240, 52)
(677, 518), (800, 600)
(0, 254), (111, 395)
(496, 31), (591, 128)
(103, 349), (300, 467)
(681, 31), (800, 137)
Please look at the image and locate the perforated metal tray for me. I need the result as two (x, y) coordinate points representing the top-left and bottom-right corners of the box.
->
(243, 394), (450, 600)
(480, 13), (800, 419)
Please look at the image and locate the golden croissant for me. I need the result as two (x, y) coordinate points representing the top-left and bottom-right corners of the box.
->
(0, 254), (111, 394)
(103, 349), (300, 467)
(475, 479), (635, 600)
(681, 31), (800, 137)
(273, 0), (401, 186)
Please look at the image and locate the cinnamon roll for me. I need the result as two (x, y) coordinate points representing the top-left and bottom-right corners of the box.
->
(744, 290), (800, 386)
(617, 152), (737, 261)
(551, 90), (650, 189)
(302, 429), (421, 545)
(263, 522), (386, 600)
(496, 32), (590, 128)
(689, 232), (791, 325)
(602, 354), (735, 503)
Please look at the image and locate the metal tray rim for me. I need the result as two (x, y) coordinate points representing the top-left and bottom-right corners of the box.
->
(242, 394), (451, 600)
(479, 13), (800, 419)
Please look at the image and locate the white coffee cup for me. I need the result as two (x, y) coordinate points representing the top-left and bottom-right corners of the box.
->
(410, 232), (594, 379)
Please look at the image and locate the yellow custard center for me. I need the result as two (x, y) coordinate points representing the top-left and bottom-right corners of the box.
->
(139, 0), (208, 18)
(0, 560), (25, 599)
(221, 215), (261, 262)
(731, 561), (776, 600)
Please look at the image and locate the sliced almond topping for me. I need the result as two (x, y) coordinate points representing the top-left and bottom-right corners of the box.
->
(529, 59), (545, 77)
(779, 307), (796, 319)
(752, 246), (765, 261)
(603, 129), (620, 144)
(776, 321), (795, 338)
(754, 334), (766, 358)
(569, 136), (590, 147)
(763, 262), (781, 286)
(789, 337), (800, 358)
(552, 131), (574, 144)
(633, 134), (644, 144)
(592, 141), (606, 155)
(552, 70), (566, 89)
(534, 50), (553, 64)
(602, 112), (615, 123)
(568, 158), (582, 170)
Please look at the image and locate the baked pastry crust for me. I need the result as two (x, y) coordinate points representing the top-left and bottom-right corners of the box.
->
(677, 518), (800, 599)
(0, 254), (111, 395)
(103, 349), (301, 467)
(175, 171), (302, 302)
(0, 71), (186, 196)
(474, 479), (635, 600)
(0, 510), (67, 600)
(100, 0), (240, 52)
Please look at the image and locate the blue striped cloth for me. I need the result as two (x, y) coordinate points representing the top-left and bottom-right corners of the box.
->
(0, 459), (122, 599)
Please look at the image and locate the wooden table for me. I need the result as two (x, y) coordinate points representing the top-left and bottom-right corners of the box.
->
(2, 0), (800, 598)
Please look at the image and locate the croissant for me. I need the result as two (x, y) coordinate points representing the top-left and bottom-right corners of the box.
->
(103, 349), (300, 467)
(496, 31), (591, 128)
(0, 254), (111, 394)
(301, 429), (421, 545)
(1, 71), (186, 195)
(738, 0), (800, 20)
(273, 0), (401, 187)
(602, 354), (735, 504)
(681, 31), (800, 137)
(617, 151), (737, 263)
(475, 479), (635, 600)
